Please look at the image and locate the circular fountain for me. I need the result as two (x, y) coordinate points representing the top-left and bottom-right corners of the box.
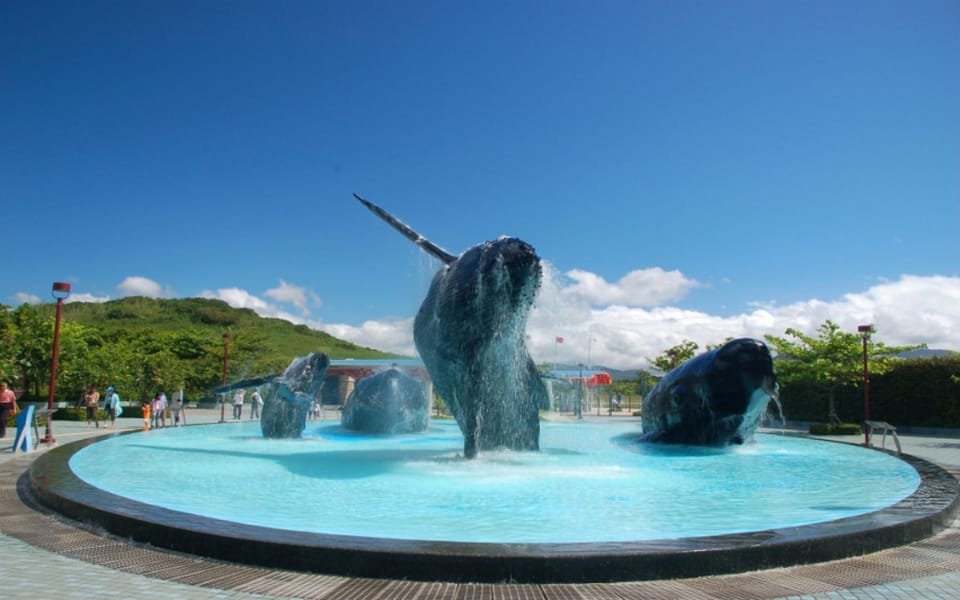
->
(24, 200), (959, 582)
(28, 418), (959, 583)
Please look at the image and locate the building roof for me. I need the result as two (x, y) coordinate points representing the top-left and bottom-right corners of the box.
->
(329, 358), (424, 368)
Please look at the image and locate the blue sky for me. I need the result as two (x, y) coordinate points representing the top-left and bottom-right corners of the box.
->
(2, 1), (958, 368)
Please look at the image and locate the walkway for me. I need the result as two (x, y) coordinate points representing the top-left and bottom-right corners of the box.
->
(2, 411), (960, 599)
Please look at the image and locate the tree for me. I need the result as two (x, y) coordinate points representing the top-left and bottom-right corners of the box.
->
(54, 320), (106, 402)
(650, 340), (699, 372)
(0, 305), (16, 382)
(705, 337), (734, 352)
(764, 320), (924, 424)
(10, 304), (49, 396)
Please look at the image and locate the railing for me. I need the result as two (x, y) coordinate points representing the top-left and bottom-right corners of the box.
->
(865, 420), (901, 455)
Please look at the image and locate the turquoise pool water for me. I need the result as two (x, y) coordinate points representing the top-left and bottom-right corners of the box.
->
(69, 420), (920, 543)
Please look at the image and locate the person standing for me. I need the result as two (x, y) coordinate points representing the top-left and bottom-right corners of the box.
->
(103, 386), (120, 427)
(157, 391), (168, 428)
(172, 397), (186, 426)
(84, 385), (100, 428)
(249, 389), (263, 420)
(0, 382), (19, 439)
(150, 393), (162, 429)
(233, 389), (245, 420)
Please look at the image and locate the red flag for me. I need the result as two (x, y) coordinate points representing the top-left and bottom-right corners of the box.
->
(555, 337), (564, 344)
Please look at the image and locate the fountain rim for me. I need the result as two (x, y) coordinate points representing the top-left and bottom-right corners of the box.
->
(26, 428), (960, 584)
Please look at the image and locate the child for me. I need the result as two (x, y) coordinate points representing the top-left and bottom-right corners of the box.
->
(142, 398), (152, 431)
(172, 398), (185, 426)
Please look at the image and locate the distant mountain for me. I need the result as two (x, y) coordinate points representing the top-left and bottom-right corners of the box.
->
(895, 348), (956, 359)
(545, 363), (645, 381)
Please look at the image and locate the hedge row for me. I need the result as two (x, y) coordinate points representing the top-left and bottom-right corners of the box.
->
(778, 355), (960, 427)
(5, 406), (147, 424)
(53, 406), (148, 421)
(808, 422), (862, 435)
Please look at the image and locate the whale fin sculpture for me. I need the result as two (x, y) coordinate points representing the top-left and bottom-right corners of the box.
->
(642, 338), (779, 445)
(354, 194), (457, 264)
(355, 194), (549, 458)
(260, 352), (331, 439)
(210, 374), (279, 395)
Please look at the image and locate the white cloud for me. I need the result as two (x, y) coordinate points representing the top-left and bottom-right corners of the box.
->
(264, 280), (322, 317)
(199, 288), (305, 324)
(322, 318), (417, 358)
(202, 280), (324, 325)
(12, 292), (41, 305)
(562, 266), (701, 307)
(117, 276), (171, 298)
(842, 274), (960, 348)
(66, 293), (111, 303)
(199, 285), (417, 357)
(193, 269), (960, 372)
(527, 273), (960, 370)
(12, 291), (109, 305)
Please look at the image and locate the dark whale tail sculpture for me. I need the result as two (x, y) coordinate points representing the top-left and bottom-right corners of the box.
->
(642, 338), (779, 446)
(260, 352), (331, 439)
(355, 194), (549, 458)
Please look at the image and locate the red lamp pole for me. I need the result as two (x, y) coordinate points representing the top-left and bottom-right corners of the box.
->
(219, 333), (231, 423)
(42, 282), (71, 444)
(575, 363), (583, 419)
(858, 324), (873, 447)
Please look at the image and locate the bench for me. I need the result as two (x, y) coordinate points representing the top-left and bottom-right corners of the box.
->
(865, 420), (901, 455)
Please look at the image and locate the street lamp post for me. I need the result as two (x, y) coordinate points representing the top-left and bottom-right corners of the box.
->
(575, 363), (583, 419)
(220, 333), (232, 423)
(42, 282), (71, 444)
(586, 336), (597, 415)
(858, 324), (873, 447)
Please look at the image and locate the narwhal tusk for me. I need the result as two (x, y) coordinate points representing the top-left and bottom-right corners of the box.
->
(353, 193), (457, 265)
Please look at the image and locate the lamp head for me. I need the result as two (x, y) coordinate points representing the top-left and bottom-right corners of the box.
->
(51, 281), (71, 300)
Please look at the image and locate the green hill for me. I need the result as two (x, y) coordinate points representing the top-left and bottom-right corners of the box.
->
(48, 296), (399, 364)
(16, 297), (402, 402)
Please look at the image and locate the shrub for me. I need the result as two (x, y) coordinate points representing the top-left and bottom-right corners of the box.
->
(23, 405), (146, 421)
(123, 405), (145, 418)
(809, 422), (862, 435)
(51, 407), (100, 421)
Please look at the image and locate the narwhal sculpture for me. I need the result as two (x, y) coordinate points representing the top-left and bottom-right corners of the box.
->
(355, 194), (549, 458)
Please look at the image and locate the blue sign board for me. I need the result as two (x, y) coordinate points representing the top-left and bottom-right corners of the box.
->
(13, 404), (35, 452)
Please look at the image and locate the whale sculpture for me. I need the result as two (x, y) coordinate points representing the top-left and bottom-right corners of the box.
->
(260, 353), (331, 439)
(355, 194), (549, 458)
(342, 367), (430, 434)
(210, 352), (331, 438)
(642, 338), (779, 445)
